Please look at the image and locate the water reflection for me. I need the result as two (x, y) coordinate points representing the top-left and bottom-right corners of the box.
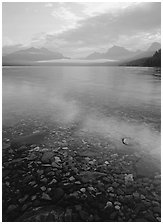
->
(3, 66), (161, 160)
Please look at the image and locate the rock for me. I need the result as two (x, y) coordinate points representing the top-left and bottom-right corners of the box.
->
(41, 178), (48, 183)
(41, 186), (46, 191)
(28, 152), (37, 160)
(156, 217), (161, 222)
(75, 181), (81, 185)
(152, 201), (160, 207)
(153, 206), (161, 214)
(37, 170), (44, 175)
(54, 156), (61, 163)
(17, 145), (28, 152)
(51, 188), (65, 202)
(79, 171), (106, 183)
(112, 182), (119, 188)
(144, 211), (157, 221)
(41, 151), (54, 163)
(49, 179), (57, 185)
(124, 174), (134, 186)
(107, 186), (114, 193)
(75, 205), (82, 211)
(104, 201), (113, 209)
(41, 193), (52, 200)
(133, 192), (140, 200)
(143, 200), (151, 207)
(69, 176), (75, 182)
(104, 161), (109, 165)
(7, 204), (18, 213)
(80, 188), (86, 193)
(140, 194), (146, 200)
(115, 205), (120, 210)
(18, 195), (29, 203)
(79, 210), (89, 221)
(31, 195), (37, 201)
(64, 208), (72, 221)
(69, 192), (79, 198)
(51, 162), (61, 168)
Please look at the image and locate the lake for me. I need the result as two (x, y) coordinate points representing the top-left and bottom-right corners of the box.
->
(2, 66), (161, 160)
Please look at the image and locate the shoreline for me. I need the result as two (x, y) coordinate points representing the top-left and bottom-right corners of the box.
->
(2, 121), (161, 222)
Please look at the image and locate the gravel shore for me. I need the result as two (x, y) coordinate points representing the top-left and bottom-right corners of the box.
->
(2, 119), (161, 222)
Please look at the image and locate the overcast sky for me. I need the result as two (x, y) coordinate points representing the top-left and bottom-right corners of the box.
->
(2, 2), (161, 57)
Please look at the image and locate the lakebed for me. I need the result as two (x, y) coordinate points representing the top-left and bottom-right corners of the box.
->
(2, 118), (161, 222)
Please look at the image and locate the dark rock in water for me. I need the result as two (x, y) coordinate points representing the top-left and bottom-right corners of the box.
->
(51, 188), (65, 202)
(64, 208), (72, 221)
(10, 131), (47, 148)
(41, 151), (54, 163)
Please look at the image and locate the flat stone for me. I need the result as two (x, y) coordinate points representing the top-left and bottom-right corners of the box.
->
(41, 193), (52, 200)
(69, 176), (75, 182)
(41, 151), (54, 163)
(80, 188), (86, 193)
(41, 186), (46, 191)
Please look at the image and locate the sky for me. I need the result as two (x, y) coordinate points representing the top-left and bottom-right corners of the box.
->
(2, 2), (161, 57)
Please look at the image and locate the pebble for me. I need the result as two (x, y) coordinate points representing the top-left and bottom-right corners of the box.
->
(115, 205), (121, 210)
(7, 204), (18, 212)
(31, 195), (37, 201)
(54, 156), (61, 163)
(80, 188), (86, 193)
(75, 181), (81, 185)
(75, 205), (82, 211)
(49, 179), (57, 184)
(104, 201), (113, 209)
(40, 186), (46, 191)
(107, 186), (114, 193)
(18, 195), (28, 203)
(140, 194), (146, 200)
(69, 176), (75, 182)
(41, 193), (52, 200)
(64, 208), (72, 221)
(156, 217), (161, 222)
(133, 192), (140, 200)
(51, 162), (60, 168)
(41, 178), (48, 183)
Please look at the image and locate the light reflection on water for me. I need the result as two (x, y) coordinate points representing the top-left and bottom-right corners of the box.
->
(2, 66), (161, 159)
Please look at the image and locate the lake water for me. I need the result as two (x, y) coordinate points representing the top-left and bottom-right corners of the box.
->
(2, 66), (161, 160)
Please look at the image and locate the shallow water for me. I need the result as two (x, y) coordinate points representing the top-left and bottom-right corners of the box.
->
(2, 66), (161, 159)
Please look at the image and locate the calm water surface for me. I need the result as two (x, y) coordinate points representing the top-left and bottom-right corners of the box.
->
(2, 66), (161, 158)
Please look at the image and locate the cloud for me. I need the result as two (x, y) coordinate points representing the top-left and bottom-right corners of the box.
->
(45, 3), (53, 8)
(32, 2), (161, 57)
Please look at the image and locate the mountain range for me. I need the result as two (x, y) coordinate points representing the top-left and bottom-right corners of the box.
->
(2, 47), (69, 65)
(85, 42), (161, 61)
(2, 42), (161, 66)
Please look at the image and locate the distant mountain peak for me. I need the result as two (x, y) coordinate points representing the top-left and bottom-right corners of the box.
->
(147, 42), (161, 52)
